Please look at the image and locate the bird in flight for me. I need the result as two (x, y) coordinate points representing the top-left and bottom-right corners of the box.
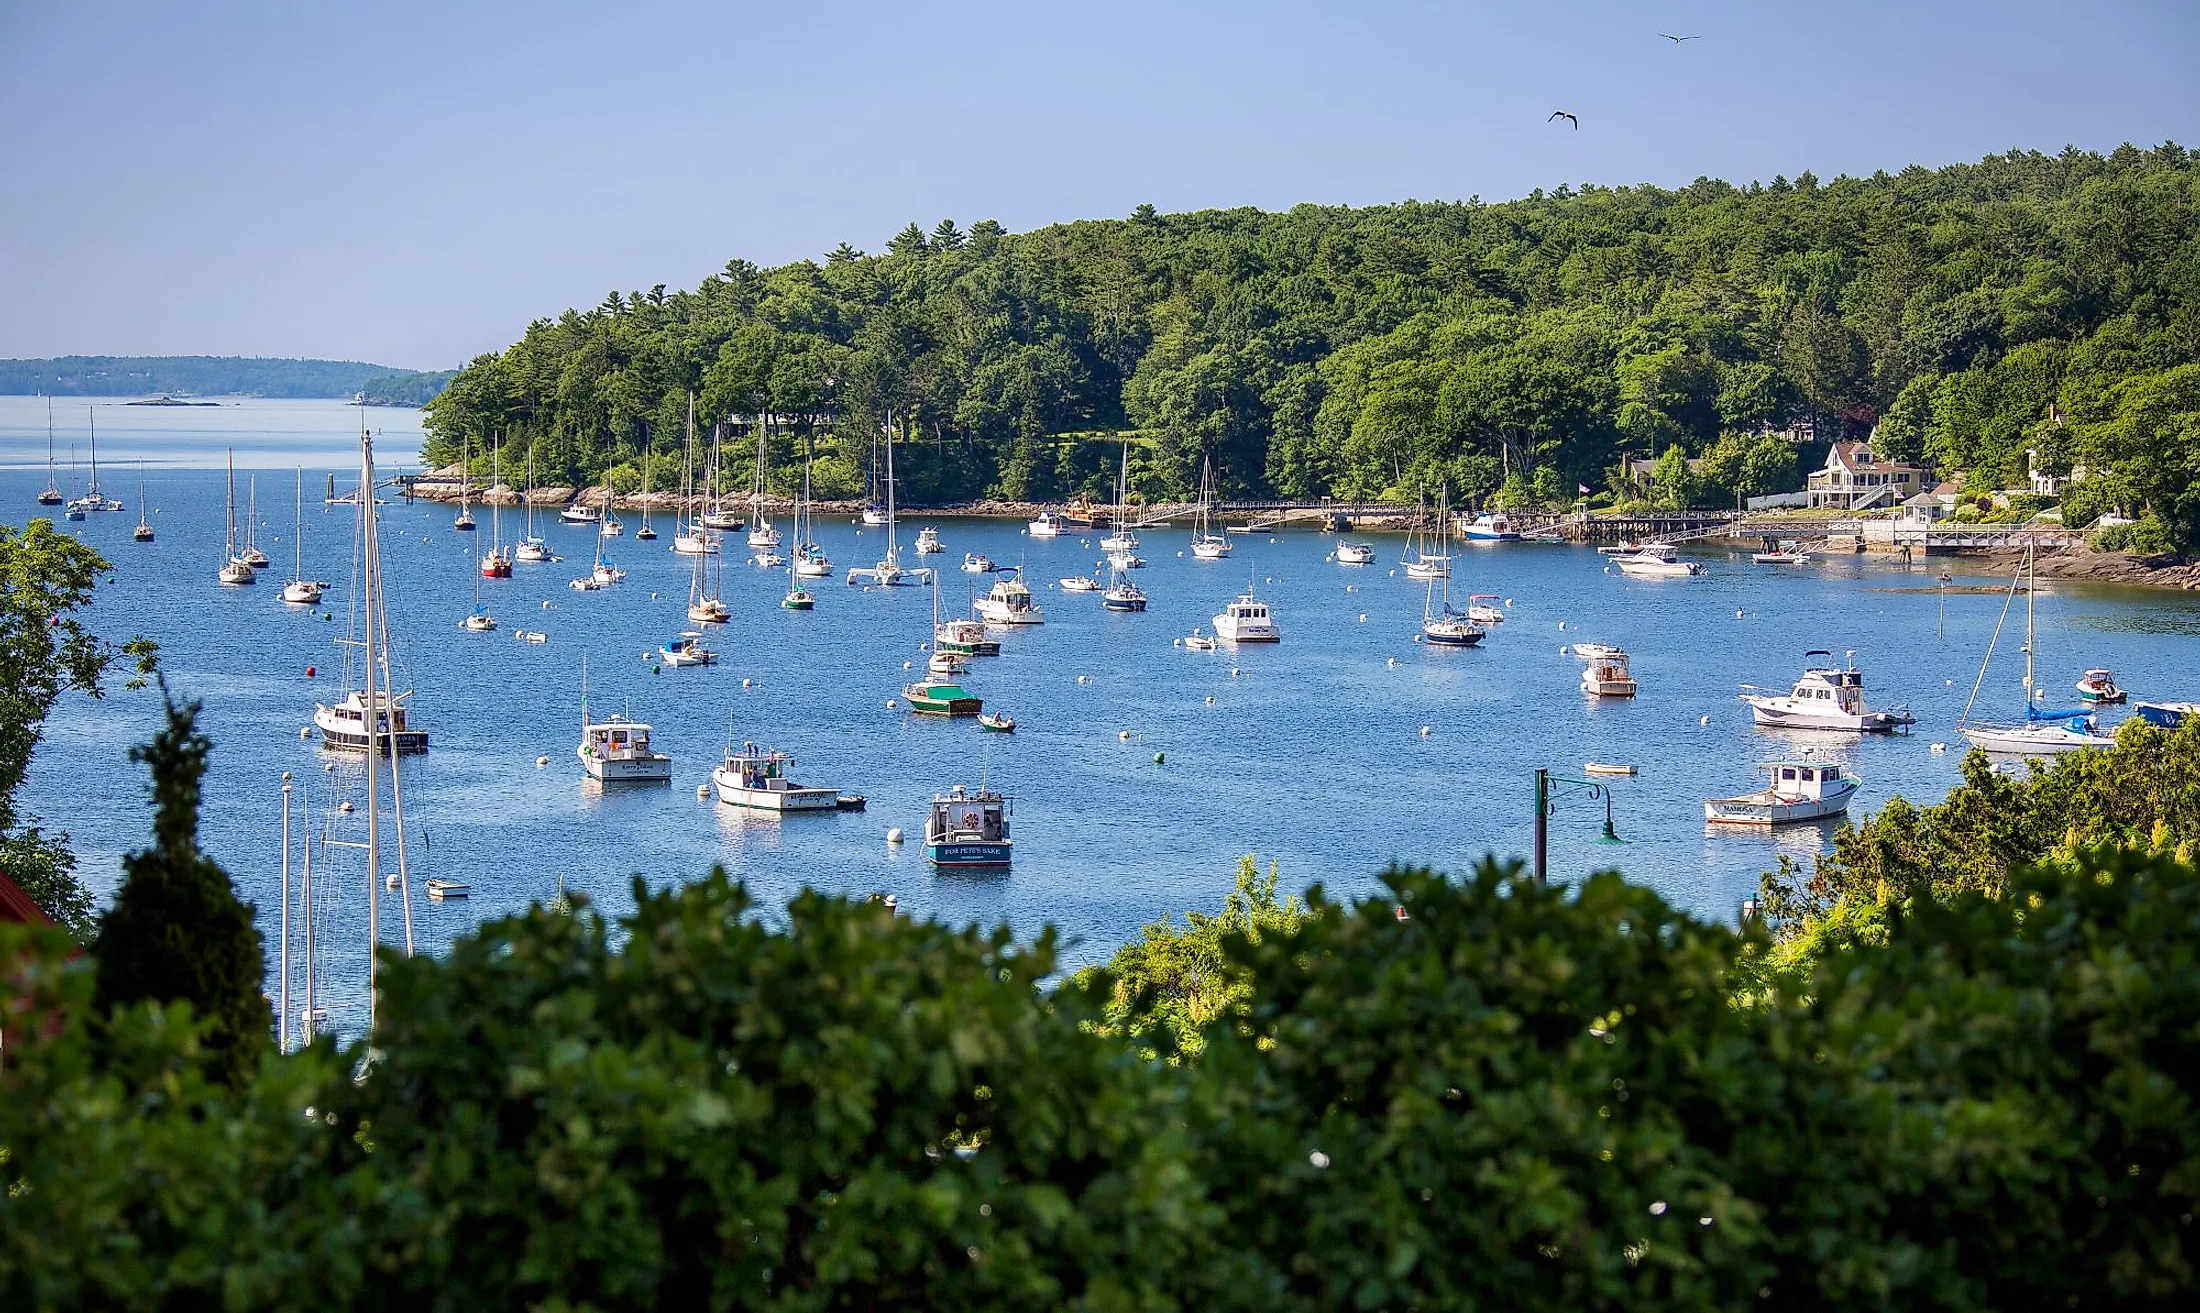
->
(1660, 33), (1700, 43)
(1548, 110), (1579, 129)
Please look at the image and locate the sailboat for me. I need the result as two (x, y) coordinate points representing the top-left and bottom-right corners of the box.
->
(481, 436), (513, 577)
(782, 453), (816, 610)
(1191, 455), (1230, 559)
(904, 572), (983, 716)
(792, 436), (833, 577)
(37, 398), (62, 505)
(132, 462), (154, 542)
(1100, 440), (1140, 557)
(62, 444), (84, 520)
(305, 420), (423, 1039)
(461, 537), (498, 632)
(281, 467), (326, 604)
(453, 436), (477, 531)
(1403, 486), (1451, 580)
(701, 422), (744, 530)
(70, 408), (124, 513)
(860, 427), (889, 526)
(1420, 572), (1484, 647)
(218, 450), (256, 585)
(673, 397), (719, 555)
(1959, 543), (2116, 754)
(846, 409), (927, 586)
(747, 419), (781, 549)
(239, 477), (270, 567)
(571, 514), (626, 590)
(598, 485), (623, 537)
(635, 434), (658, 540)
(514, 447), (551, 562)
(688, 516), (729, 623)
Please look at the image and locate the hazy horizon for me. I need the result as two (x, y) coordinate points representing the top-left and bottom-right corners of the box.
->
(4, 0), (2194, 371)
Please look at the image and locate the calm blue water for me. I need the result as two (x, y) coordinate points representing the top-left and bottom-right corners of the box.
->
(11, 398), (2200, 1038)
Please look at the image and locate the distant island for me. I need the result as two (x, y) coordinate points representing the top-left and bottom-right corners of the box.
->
(0, 355), (456, 406)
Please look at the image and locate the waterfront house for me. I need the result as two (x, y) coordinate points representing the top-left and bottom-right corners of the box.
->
(1805, 441), (1932, 510)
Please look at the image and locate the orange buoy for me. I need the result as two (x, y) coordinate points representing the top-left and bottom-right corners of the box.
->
(305, 665), (316, 678)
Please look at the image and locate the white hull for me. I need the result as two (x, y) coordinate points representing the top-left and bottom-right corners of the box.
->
(747, 526), (781, 549)
(1617, 558), (1703, 578)
(1332, 544), (1376, 565)
(712, 768), (840, 811)
(1960, 724), (2115, 754)
(1744, 700), (1907, 733)
(672, 533), (719, 556)
(1192, 538), (1231, 559)
(580, 753), (672, 782)
(281, 580), (324, 605)
(1404, 559), (1450, 580)
(1027, 523), (1064, 538)
(976, 603), (1044, 625)
(1704, 783), (1856, 826)
(793, 557), (833, 577)
(515, 540), (551, 562)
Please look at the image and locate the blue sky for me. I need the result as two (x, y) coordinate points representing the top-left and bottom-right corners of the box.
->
(2, 0), (2193, 369)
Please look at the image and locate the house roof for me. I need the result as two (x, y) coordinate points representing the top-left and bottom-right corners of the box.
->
(1826, 441), (1929, 475)
(0, 868), (54, 926)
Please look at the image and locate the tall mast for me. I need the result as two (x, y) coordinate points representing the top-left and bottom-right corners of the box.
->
(884, 407), (899, 560)
(225, 449), (238, 562)
(294, 467), (304, 579)
(683, 392), (695, 535)
(86, 408), (98, 497)
(358, 426), (382, 1036)
(2024, 542), (2036, 710)
(43, 398), (58, 497)
(491, 434), (502, 550)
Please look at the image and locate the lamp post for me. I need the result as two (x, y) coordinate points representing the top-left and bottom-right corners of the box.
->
(1532, 767), (1624, 883)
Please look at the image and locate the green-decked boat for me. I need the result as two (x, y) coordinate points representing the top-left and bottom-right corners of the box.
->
(903, 677), (982, 717)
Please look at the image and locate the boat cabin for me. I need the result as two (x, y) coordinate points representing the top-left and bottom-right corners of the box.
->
(578, 715), (671, 780)
(1789, 654), (1868, 714)
(1765, 761), (1851, 800)
(925, 785), (1013, 868)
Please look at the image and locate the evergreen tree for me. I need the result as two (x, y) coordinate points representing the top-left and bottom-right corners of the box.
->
(93, 689), (266, 1091)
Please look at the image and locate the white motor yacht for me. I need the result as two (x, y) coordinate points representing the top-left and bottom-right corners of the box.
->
(975, 572), (1044, 625)
(1740, 650), (1915, 732)
(963, 552), (996, 574)
(1060, 574), (1101, 593)
(1458, 511), (1521, 542)
(1704, 759), (1859, 826)
(1027, 511), (1066, 538)
(913, 526), (944, 554)
(578, 712), (672, 783)
(1581, 652), (1638, 697)
(1615, 543), (1705, 578)
(1213, 587), (1280, 643)
(1332, 541), (1376, 565)
(713, 744), (842, 812)
(659, 631), (718, 667)
(315, 689), (429, 754)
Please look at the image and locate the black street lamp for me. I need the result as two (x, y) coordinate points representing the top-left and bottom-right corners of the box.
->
(1532, 767), (1624, 883)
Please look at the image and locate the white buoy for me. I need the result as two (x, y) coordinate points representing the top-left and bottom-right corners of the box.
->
(1700, 715), (1711, 725)
(697, 783), (711, 799)
(1231, 667), (1241, 678)
(1930, 742), (1947, 753)
(887, 828), (904, 845)
(1358, 613), (1367, 623)
(1204, 695), (1215, 705)
(1172, 638), (1182, 647)
(885, 699), (897, 709)
(1558, 621), (1567, 630)
(542, 600), (551, 609)
(386, 873), (400, 890)
(300, 726), (312, 739)
(1413, 633), (1423, 643)
(1119, 729), (1131, 741)
(1420, 726), (1431, 737)
(1505, 598), (1513, 606)
(903, 660), (913, 670)
(1386, 656), (1397, 667)
(1077, 674), (1090, 684)
(742, 678), (753, 688)
(537, 755), (549, 767)
(339, 800), (355, 814)
(651, 592), (659, 599)
(1736, 608), (1745, 619)
(1559, 645), (1569, 655)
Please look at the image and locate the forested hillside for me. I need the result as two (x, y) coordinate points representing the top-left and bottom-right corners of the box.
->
(425, 144), (2199, 545)
(0, 355), (453, 402)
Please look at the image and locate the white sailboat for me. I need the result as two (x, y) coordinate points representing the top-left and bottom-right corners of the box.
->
(281, 467), (326, 604)
(452, 435), (477, 531)
(846, 408), (928, 586)
(635, 432), (659, 541)
(238, 477), (270, 566)
(688, 516), (729, 623)
(218, 449), (256, 585)
(1191, 455), (1230, 559)
(747, 419), (781, 549)
(37, 398), (62, 505)
(701, 422), (744, 530)
(792, 438), (833, 577)
(133, 462), (154, 542)
(672, 396), (720, 556)
(69, 408), (124, 513)
(1959, 544), (2117, 754)
(1402, 488), (1450, 580)
(514, 447), (551, 562)
(1100, 441), (1141, 554)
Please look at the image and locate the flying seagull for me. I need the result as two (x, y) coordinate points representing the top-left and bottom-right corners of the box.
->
(1548, 110), (1579, 129)
(1660, 33), (1700, 43)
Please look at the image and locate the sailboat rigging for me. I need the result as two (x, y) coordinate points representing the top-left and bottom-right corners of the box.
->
(1958, 543), (2115, 754)
(218, 449), (256, 585)
(281, 467), (326, 604)
(37, 398), (62, 505)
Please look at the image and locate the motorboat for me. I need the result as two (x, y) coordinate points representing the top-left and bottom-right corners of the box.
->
(1459, 511), (1521, 542)
(902, 676), (983, 717)
(935, 618), (1001, 656)
(424, 878), (470, 900)
(1598, 540), (1643, 556)
(1581, 651), (1637, 697)
(315, 689), (429, 754)
(1740, 651), (1915, 732)
(558, 501), (601, 526)
(1704, 759), (1859, 826)
(713, 744), (841, 811)
(963, 552), (996, 574)
(913, 526), (944, 554)
(1027, 511), (1067, 538)
(577, 712), (672, 783)
(1183, 629), (1218, 652)
(1583, 762), (1637, 777)
(1213, 586), (1280, 643)
(925, 785), (1012, 868)
(1752, 538), (1811, 564)
(978, 711), (1016, 733)
(1615, 543), (1704, 578)
(1059, 574), (1101, 593)
(1102, 569), (1148, 612)
(1466, 594), (1505, 625)
(751, 549), (786, 568)
(975, 572), (1044, 625)
(1569, 642), (1624, 661)
(2135, 701), (2198, 730)
(660, 632), (718, 667)
(568, 576), (603, 592)
(1331, 541), (1376, 565)
(927, 649), (969, 677)
(1961, 544), (2117, 756)
(2076, 669), (2127, 704)
(1106, 548), (1146, 570)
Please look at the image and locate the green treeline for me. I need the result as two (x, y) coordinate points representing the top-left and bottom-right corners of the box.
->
(0, 355), (454, 403)
(425, 144), (2200, 546)
(4, 708), (2199, 1307)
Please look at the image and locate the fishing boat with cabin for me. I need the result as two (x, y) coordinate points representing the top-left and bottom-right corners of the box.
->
(925, 785), (1012, 868)
(713, 743), (842, 812)
(1704, 759), (1860, 826)
(1739, 650), (1915, 732)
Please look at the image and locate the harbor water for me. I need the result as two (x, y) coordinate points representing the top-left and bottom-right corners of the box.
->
(11, 397), (2200, 1037)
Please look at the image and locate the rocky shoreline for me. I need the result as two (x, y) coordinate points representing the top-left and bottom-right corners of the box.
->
(1953, 545), (2200, 590)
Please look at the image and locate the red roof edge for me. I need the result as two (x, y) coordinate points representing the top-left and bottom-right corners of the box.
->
(0, 868), (56, 926)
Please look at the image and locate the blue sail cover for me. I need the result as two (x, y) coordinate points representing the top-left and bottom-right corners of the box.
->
(2026, 704), (2097, 723)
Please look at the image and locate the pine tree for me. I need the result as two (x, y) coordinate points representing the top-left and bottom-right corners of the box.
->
(93, 689), (266, 1091)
